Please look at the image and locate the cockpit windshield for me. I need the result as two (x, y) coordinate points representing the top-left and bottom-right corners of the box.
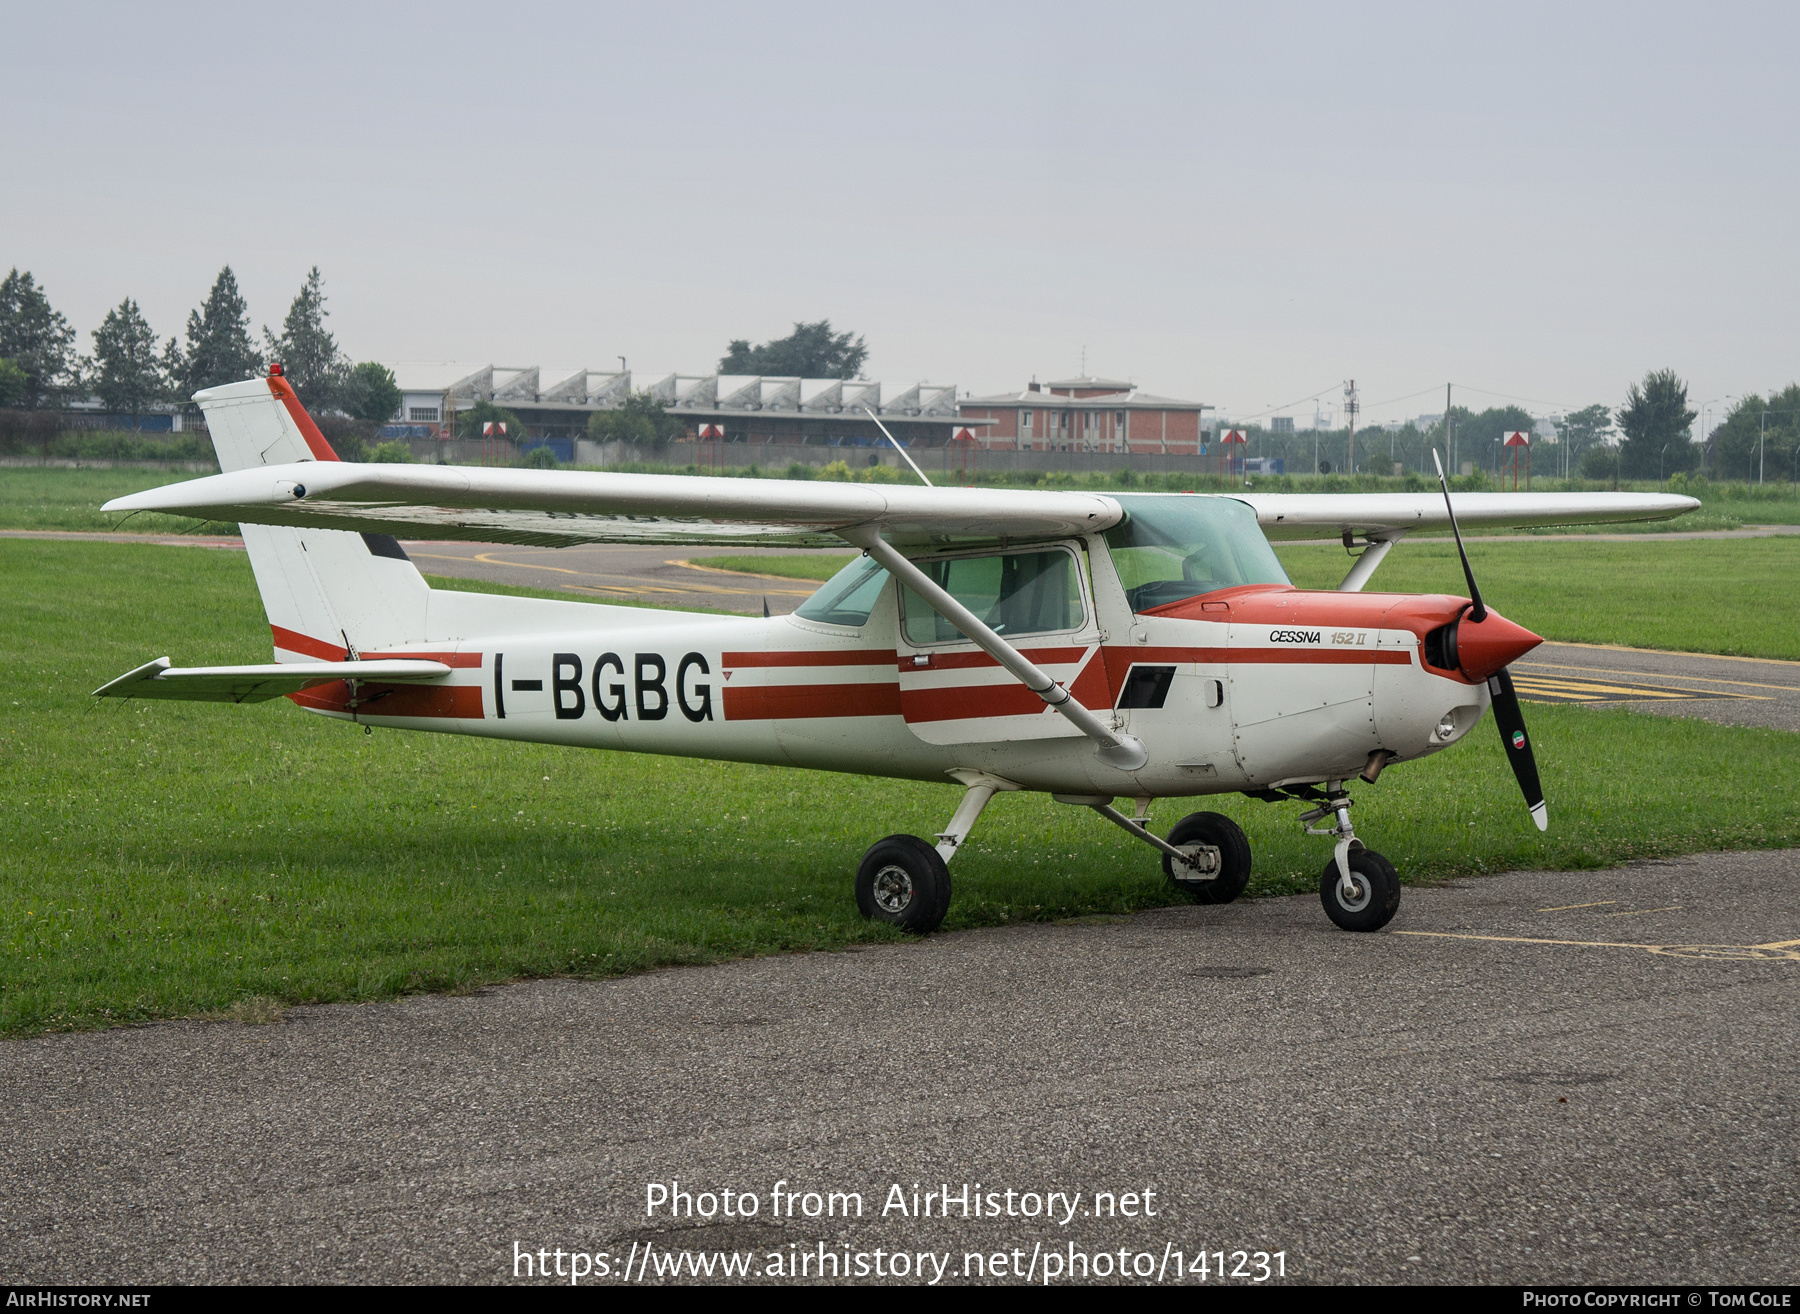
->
(1103, 494), (1289, 612)
(794, 554), (889, 627)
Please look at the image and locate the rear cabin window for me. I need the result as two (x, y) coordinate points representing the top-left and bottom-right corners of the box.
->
(794, 555), (890, 627)
(900, 548), (1086, 646)
(1103, 494), (1289, 612)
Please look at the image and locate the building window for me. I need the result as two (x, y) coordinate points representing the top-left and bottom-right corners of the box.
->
(1060, 410), (1071, 430)
(409, 406), (440, 422)
(1020, 409), (1033, 430)
(1116, 411), (1126, 427)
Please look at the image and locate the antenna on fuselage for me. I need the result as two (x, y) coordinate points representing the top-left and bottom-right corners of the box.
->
(1431, 448), (1487, 623)
(861, 406), (933, 487)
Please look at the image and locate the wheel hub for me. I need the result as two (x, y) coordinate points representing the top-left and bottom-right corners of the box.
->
(1172, 844), (1220, 881)
(870, 864), (915, 914)
(1335, 874), (1371, 912)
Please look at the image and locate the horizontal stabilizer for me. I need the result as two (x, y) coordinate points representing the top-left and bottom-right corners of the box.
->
(93, 657), (452, 704)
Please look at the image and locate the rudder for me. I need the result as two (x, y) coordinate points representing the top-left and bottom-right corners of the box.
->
(194, 372), (429, 660)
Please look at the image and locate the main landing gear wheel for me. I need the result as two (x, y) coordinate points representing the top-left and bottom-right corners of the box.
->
(1163, 812), (1252, 905)
(1319, 848), (1401, 932)
(856, 835), (950, 934)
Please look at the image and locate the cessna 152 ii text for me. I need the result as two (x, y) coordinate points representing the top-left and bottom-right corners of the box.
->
(96, 370), (1698, 933)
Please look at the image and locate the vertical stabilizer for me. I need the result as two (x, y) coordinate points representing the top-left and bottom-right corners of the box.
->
(193, 373), (429, 660)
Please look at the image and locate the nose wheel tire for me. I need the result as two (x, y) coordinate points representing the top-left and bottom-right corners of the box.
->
(1163, 811), (1253, 905)
(856, 835), (951, 933)
(1319, 848), (1400, 932)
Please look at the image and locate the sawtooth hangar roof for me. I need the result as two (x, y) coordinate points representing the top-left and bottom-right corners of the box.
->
(389, 363), (966, 423)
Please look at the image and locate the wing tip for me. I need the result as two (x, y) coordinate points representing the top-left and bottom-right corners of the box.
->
(1530, 800), (1549, 832)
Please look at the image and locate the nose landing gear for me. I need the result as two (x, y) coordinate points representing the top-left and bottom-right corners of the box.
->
(1297, 783), (1400, 932)
(1245, 781), (1402, 932)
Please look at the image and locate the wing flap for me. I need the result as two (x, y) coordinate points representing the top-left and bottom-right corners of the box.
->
(93, 657), (453, 704)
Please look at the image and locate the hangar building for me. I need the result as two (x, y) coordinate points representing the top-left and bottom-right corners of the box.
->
(387, 363), (982, 449)
(957, 376), (1213, 454)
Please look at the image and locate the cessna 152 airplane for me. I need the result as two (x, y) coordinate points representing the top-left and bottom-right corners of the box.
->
(96, 370), (1698, 933)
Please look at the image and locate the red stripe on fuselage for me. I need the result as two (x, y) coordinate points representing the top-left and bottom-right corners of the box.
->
(722, 682), (901, 720)
(272, 627), (481, 669)
(907, 646), (1090, 671)
(901, 682), (1053, 723)
(271, 625), (347, 660)
(363, 649), (483, 668)
(267, 375), (340, 462)
(722, 650), (898, 668)
(287, 682), (483, 719)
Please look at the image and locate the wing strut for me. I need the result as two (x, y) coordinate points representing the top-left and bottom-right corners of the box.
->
(1336, 528), (1408, 592)
(841, 527), (1147, 771)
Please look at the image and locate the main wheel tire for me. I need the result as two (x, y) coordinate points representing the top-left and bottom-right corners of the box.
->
(1162, 811), (1252, 905)
(1319, 848), (1401, 932)
(855, 834), (951, 933)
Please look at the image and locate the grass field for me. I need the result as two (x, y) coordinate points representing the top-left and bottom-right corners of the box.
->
(0, 467), (234, 534)
(3, 537), (1798, 1037)
(704, 535), (1800, 662)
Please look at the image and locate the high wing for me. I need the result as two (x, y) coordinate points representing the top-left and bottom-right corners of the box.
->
(102, 461), (1123, 548)
(99, 375), (1696, 548)
(1237, 491), (1698, 540)
(93, 657), (452, 703)
(103, 461), (1700, 549)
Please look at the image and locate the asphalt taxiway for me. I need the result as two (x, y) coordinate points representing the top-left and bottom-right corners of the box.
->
(3, 850), (1795, 1285)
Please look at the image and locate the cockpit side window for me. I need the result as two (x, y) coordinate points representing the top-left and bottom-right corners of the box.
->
(1103, 495), (1290, 612)
(899, 546), (1086, 646)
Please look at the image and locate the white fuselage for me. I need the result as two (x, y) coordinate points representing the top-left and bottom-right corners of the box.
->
(295, 534), (1490, 798)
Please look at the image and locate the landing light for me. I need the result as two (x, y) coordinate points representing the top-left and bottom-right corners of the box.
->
(1433, 714), (1458, 742)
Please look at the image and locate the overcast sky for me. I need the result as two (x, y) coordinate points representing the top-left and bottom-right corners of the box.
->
(5, 1), (1796, 427)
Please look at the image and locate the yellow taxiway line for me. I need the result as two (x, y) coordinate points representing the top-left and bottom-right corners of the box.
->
(1394, 930), (1800, 961)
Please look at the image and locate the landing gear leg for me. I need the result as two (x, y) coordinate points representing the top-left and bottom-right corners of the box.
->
(855, 771), (1018, 934)
(1050, 793), (1251, 902)
(1299, 782), (1400, 932)
(1300, 782), (1361, 896)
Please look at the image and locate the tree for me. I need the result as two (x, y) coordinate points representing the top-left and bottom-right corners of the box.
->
(1617, 368), (1698, 478)
(1557, 403), (1611, 470)
(719, 320), (868, 379)
(456, 399), (527, 441)
(0, 269), (76, 408)
(263, 267), (347, 411)
(1708, 388), (1800, 481)
(0, 358), (26, 407)
(341, 362), (403, 425)
(88, 298), (163, 421)
(176, 266), (261, 401)
(586, 391), (684, 449)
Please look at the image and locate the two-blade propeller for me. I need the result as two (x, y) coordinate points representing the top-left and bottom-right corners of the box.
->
(1432, 450), (1549, 833)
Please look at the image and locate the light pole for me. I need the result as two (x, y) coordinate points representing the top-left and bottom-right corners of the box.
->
(1659, 442), (1672, 489)
(1696, 396), (1733, 475)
